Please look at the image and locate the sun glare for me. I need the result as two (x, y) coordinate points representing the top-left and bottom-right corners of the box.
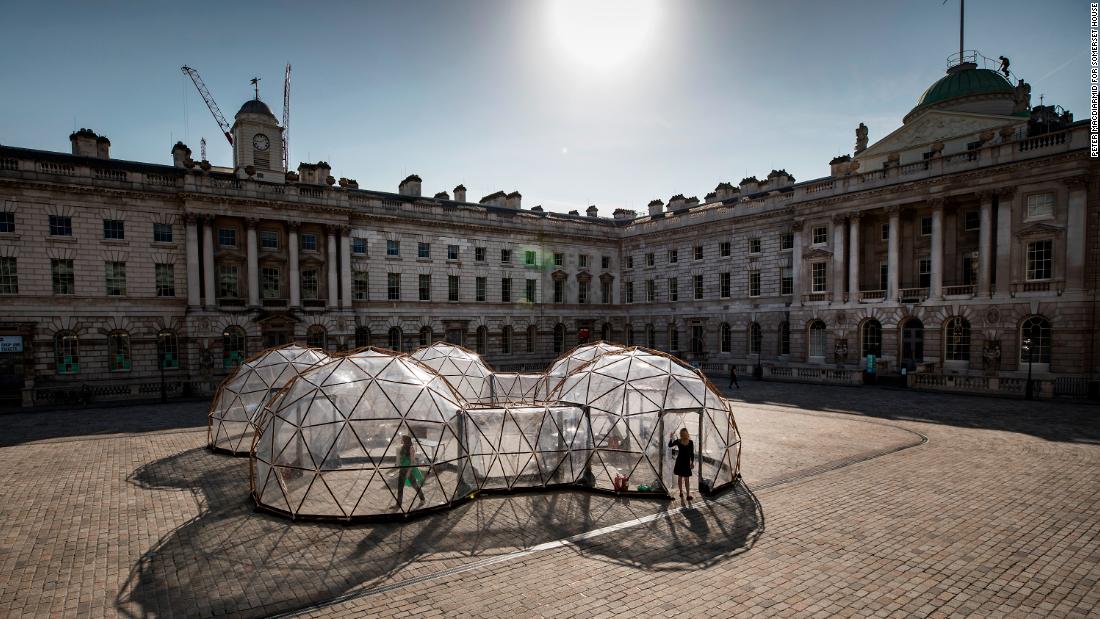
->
(547, 0), (660, 72)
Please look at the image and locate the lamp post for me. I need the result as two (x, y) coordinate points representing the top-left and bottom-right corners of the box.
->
(1023, 335), (1034, 400)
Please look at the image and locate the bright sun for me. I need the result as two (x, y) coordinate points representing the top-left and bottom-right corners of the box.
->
(547, 0), (661, 72)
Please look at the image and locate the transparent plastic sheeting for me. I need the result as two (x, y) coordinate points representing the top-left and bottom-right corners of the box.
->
(249, 344), (741, 520)
(408, 342), (494, 404)
(550, 348), (741, 496)
(252, 348), (469, 519)
(208, 344), (331, 454)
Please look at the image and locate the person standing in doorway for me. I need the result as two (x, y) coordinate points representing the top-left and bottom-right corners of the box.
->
(728, 365), (740, 390)
(668, 428), (695, 501)
(391, 434), (426, 510)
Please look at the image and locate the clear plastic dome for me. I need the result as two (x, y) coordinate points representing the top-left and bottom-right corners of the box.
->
(251, 348), (472, 519)
(409, 342), (493, 404)
(542, 341), (627, 398)
(549, 347), (741, 495)
(208, 344), (331, 454)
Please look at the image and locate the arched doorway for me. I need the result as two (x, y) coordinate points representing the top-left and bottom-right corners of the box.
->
(900, 318), (924, 369)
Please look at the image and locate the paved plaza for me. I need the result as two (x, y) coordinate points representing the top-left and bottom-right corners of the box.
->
(0, 382), (1097, 618)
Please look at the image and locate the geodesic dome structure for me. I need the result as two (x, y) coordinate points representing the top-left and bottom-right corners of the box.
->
(409, 342), (493, 404)
(248, 345), (741, 521)
(251, 348), (472, 519)
(208, 344), (331, 454)
(541, 341), (627, 399)
(549, 347), (741, 495)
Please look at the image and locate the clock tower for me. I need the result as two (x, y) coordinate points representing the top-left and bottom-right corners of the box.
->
(231, 98), (285, 183)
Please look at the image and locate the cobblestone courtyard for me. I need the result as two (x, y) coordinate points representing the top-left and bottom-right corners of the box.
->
(0, 382), (1097, 618)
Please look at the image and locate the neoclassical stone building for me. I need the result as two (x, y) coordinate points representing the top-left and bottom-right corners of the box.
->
(0, 55), (1096, 404)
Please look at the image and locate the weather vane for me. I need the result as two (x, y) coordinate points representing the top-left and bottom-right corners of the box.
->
(250, 77), (261, 100)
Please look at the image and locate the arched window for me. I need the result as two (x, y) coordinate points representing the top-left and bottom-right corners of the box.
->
(601, 322), (612, 343)
(526, 325), (536, 353)
(157, 329), (179, 369)
(501, 326), (513, 354)
(306, 325), (327, 350)
(476, 326), (488, 354)
(419, 326), (433, 347)
(720, 323), (731, 353)
(645, 324), (655, 348)
(387, 326), (402, 351)
(944, 317), (971, 361)
(861, 319), (882, 357)
(55, 330), (79, 374)
(223, 326), (246, 370)
(808, 320), (827, 358)
(779, 321), (790, 356)
(107, 330), (132, 371)
(625, 325), (635, 346)
(354, 326), (370, 348)
(749, 322), (762, 355)
(1020, 315), (1052, 364)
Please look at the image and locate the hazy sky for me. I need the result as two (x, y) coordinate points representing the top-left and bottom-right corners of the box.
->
(0, 0), (1089, 213)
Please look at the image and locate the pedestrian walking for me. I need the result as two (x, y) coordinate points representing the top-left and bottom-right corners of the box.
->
(391, 434), (426, 510)
(668, 428), (695, 501)
(728, 365), (740, 389)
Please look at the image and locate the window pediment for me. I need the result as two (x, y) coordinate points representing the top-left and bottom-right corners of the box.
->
(1015, 222), (1063, 239)
(804, 247), (833, 260)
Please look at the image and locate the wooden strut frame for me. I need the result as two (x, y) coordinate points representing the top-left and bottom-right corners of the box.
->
(207, 342), (332, 456)
(243, 341), (743, 523)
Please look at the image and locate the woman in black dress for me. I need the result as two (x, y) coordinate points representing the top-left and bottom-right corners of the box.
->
(668, 428), (695, 501)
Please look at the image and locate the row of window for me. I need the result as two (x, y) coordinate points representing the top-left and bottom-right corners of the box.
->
(0, 258), (174, 297)
(623, 270), (789, 303)
(53, 329), (181, 374)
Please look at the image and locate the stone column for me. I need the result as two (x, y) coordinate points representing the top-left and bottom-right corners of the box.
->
(185, 214), (201, 307)
(887, 206), (900, 301)
(791, 219), (803, 306)
(848, 212), (861, 298)
(994, 189), (1015, 296)
(832, 214), (847, 301)
(1064, 176), (1088, 290)
(246, 218), (260, 307)
(288, 221), (301, 308)
(340, 227), (353, 308)
(202, 217), (216, 308)
(978, 191), (994, 296)
(930, 199), (944, 298)
(326, 226), (339, 308)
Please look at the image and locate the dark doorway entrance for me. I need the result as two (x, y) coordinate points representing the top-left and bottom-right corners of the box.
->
(901, 318), (924, 370)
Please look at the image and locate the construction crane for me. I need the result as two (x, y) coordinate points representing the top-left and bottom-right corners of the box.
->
(181, 65), (234, 145)
(282, 63), (291, 172)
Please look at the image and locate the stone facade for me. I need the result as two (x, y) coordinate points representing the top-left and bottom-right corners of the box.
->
(0, 66), (1096, 406)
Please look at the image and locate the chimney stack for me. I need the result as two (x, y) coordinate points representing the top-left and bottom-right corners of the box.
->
(647, 199), (664, 216)
(453, 184), (467, 202)
(95, 135), (110, 159)
(171, 142), (192, 168)
(399, 174), (422, 197)
(613, 208), (637, 221)
(714, 182), (738, 201)
(586, 205), (598, 218)
(479, 191), (507, 207)
(505, 191), (522, 209)
(434, 191), (450, 200)
(70, 129), (104, 158)
(297, 161), (332, 185)
(667, 194), (687, 211)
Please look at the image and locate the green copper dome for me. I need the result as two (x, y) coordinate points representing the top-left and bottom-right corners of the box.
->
(907, 64), (1014, 120)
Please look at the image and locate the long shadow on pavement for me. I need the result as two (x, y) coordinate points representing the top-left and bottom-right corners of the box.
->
(116, 446), (762, 618)
(0, 400), (208, 447)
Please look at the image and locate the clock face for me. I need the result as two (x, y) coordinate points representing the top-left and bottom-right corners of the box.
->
(252, 133), (270, 151)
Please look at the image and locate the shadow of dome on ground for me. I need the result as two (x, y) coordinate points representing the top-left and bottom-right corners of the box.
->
(117, 445), (762, 618)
